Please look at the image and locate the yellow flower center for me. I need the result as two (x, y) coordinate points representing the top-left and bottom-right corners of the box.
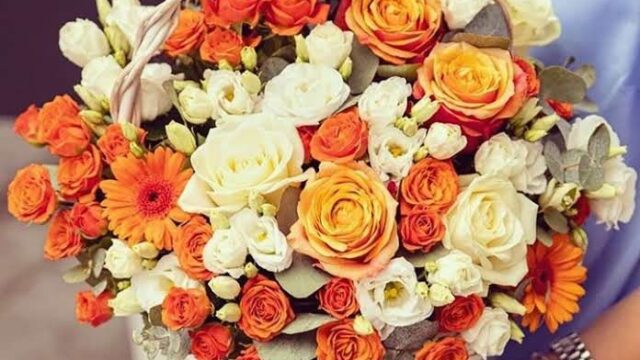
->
(387, 142), (406, 157)
(384, 281), (405, 300)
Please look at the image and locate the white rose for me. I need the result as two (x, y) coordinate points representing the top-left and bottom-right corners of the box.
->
(106, 0), (154, 45)
(369, 126), (427, 182)
(462, 307), (511, 359)
(204, 70), (256, 121)
(356, 258), (433, 338)
(262, 63), (350, 126)
(444, 175), (538, 286)
(105, 239), (143, 279)
(305, 21), (354, 69)
(232, 209), (293, 273)
(590, 158), (637, 230)
(503, 0), (561, 47)
(441, 0), (494, 29)
(358, 77), (412, 133)
(108, 287), (143, 317)
(203, 225), (248, 279)
(59, 19), (111, 67)
(81, 55), (123, 100)
(567, 115), (621, 151)
(130, 254), (202, 311)
(427, 250), (483, 297)
(140, 63), (180, 122)
(424, 123), (467, 160)
(178, 114), (313, 214)
(475, 133), (547, 194)
(179, 86), (214, 125)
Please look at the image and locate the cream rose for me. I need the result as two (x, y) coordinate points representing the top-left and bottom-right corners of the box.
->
(444, 175), (538, 286)
(108, 287), (143, 317)
(203, 225), (248, 279)
(591, 159), (637, 230)
(104, 239), (143, 279)
(368, 126), (427, 182)
(358, 77), (412, 133)
(204, 69), (256, 121)
(503, 0), (561, 47)
(262, 63), (350, 126)
(59, 19), (111, 68)
(441, 0), (494, 29)
(305, 21), (354, 69)
(424, 123), (467, 160)
(81, 55), (123, 101)
(140, 63), (180, 122)
(356, 258), (433, 338)
(178, 114), (313, 214)
(427, 250), (484, 297)
(462, 307), (511, 359)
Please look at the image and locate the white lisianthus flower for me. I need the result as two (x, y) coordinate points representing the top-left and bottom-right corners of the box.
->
(262, 63), (350, 126)
(356, 258), (433, 338)
(130, 254), (202, 311)
(444, 175), (538, 286)
(106, 0), (154, 45)
(369, 126), (427, 181)
(305, 21), (354, 69)
(202, 225), (248, 279)
(441, 0), (494, 29)
(59, 19), (111, 67)
(503, 0), (561, 47)
(204, 70), (256, 121)
(232, 208), (293, 273)
(358, 77), (412, 133)
(178, 114), (313, 214)
(104, 239), (143, 279)
(590, 158), (637, 230)
(108, 287), (143, 317)
(424, 123), (467, 160)
(427, 250), (483, 297)
(462, 307), (511, 359)
(140, 63), (180, 122)
(81, 55), (123, 100)
(179, 86), (214, 125)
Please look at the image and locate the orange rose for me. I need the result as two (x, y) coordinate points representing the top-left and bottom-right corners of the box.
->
(174, 216), (214, 281)
(14, 105), (43, 144)
(236, 345), (261, 360)
(238, 275), (295, 341)
(76, 290), (113, 327)
(200, 28), (244, 66)
(44, 210), (83, 261)
(297, 125), (318, 164)
(190, 323), (234, 360)
(289, 162), (399, 280)
(399, 207), (445, 253)
(58, 145), (103, 201)
(437, 295), (484, 332)
(316, 319), (385, 360)
(97, 123), (146, 164)
(262, 0), (330, 36)
(70, 202), (107, 239)
(416, 42), (528, 150)
(513, 56), (540, 97)
(7, 164), (57, 224)
(38, 95), (91, 157)
(201, 0), (262, 28)
(415, 337), (469, 360)
(162, 287), (212, 331)
(165, 9), (207, 57)
(310, 109), (368, 163)
(399, 158), (459, 215)
(548, 99), (574, 120)
(346, 0), (443, 65)
(318, 278), (359, 319)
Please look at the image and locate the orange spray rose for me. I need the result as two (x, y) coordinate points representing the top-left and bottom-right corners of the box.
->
(513, 56), (540, 97)
(38, 95), (91, 157)
(190, 323), (234, 360)
(201, 0), (263, 28)
(58, 145), (103, 201)
(14, 105), (43, 144)
(174, 216), (214, 281)
(238, 275), (295, 341)
(97, 124), (146, 164)
(399, 207), (445, 253)
(7, 164), (57, 224)
(262, 0), (330, 36)
(415, 337), (469, 360)
(44, 210), (83, 261)
(399, 158), (459, 214)
(310, 109), (368, 163)
(316, 318), (385, 360)
(236, 345), (261, 360)
(200, 27), (245, 66)
(437, 295), (485, 332)
(76, 291), (113, 327)
(69, 202), (108, 239)
(318, 278), (359, 319)
(161, 287), (212, 331)
(165, 9), (207, 57)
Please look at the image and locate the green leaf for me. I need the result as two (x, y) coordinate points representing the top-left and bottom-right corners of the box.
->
(92, 279), (108, 296)
(62, 265), (91, 284)
(376, 64), (420, 82)
(348, 39), (380, 95)
(579, 157), (605, 191)
(450, 3), (511, 50)
(573, 98), (599, 114)
(544, 141), (564, 182)
(276, 187), (301, 235)
(562, 149), (588, 183)
(574, 64), (596, 88)
(271, 45), (297, 63)
(92, 248), (107, 278)
(588, 124), (611, 161)
(451, 33), (510, 50)
(148, 306), (164, 327)
(254, 332), (317, 360)
(539, 66), (588, 104)
(259, 57), (289, 84)
(536, 227), (554, 247)
(281, 313), (334, 335)
(383, 320), (438, 351)
(275, 253), (331, 299)
(543, 209), (569, 234)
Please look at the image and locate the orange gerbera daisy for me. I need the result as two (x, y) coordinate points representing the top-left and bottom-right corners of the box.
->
(522, 233), (587, 333)
(100, 147), (193, 250)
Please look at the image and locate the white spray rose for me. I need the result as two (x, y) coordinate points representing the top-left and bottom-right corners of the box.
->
(179, 86), (214, 125)
(444, 175), (538, 287)
(462, 307), (511, 359)
(204, 70), (256, 121)
(178, 114), (313, 214)
(203, 225), (248, 279)
(104, 239), (143, 279)
(427, 250), (484, 297)
(232, 209), (293, 273)
(59, 19), (111, 67)
(591, 158), (637, 230)
(369, 126), (427, 181)
(441, 0), (494, 29)
(140, 63), (180, 122)
(108, 287), (143, 317)
(503, 0), (561, 47)
(305, 21), (354, 69)
(358, 77), (412, 133)
(424, 123), (467, 160)
(356, 258), (433, 338)
(81, 55), (123, 100)
(262, 63), (350, 126)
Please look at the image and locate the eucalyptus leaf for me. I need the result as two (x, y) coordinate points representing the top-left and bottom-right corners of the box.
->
(574, 64), (596, 88)
(276, 187), (301, 235)
(275, 253), (331, 299)
(465, 3), (512, 39)
(544, 141), (564, 182)
(555, 118), (572, 143)
(282, 313), (334, 335)
(588, 124), (611, 161)
(148, 305), (164, 327)
(62, 265), (91, 284)
(335, 95), (361, 114)
(383, 320), (439, 351)
(92, 279), (108, 296)
(539, 66), (588, 104)
(562, 149), (588, 183)
(348, 39), (379, 94)
(92, 248), (107, 278)
(543, 209), (570, 234)
(536, 226), (553, 247)
(271, 45), (297, 63)
(573, 98), (599, 114)
(255, 332), (317, 360)
(451, 32), (510, 50)
(579, 157), (605, 191)
(259, 57), (289, 84)
(376, 64), (420, 82)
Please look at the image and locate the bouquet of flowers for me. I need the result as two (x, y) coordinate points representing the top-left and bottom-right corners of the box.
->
(7, 0), (637, 359)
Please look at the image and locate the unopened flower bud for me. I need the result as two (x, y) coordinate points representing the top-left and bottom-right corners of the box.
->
(294, 35), (309, 62)
(208, 276), (241, 300)
(80, 110), (104, 125)
(178, 87), (213, 125)
(121, 123), (139, 142)
(248, 192), (266, 211)
(413, 146), (429, 162)
(510, 98), (542, 128)
(216, 303), (241, 323)
(490, 292), (526, 316)
(114, 50), (127, 68)
(411, 98), (440, 124)
(166, 121), (196, 155)
(609, 145), (628, 158)
(218, 59), (234, 71)
(241, 71), (262, 94)
(241, 47), (258, 71)
(424, 261), (438, 273)
(399, 118), (418, 137)
(129, 142), (145, 158)
(96, 0), (112, 27)
(104, 26), (130, 57)
(415, 282), (430, 299)
(586, 184), (617, 199)
(510, 321), (525, 344)
(132, 242), (159, 260)
(540, 179), (580, 212)
(141, 259), (157, 270)
(117, 280), (131, 291)
(74, 85), (104, 113)
(570, 227), (589, 252)
(531, 114), (560, 132)
(524, 129), (548, 142)
(244, 262), (259, 278)
(353, 315), (374, 336)
(339, 57), (353, 80)
(429, 283), (454, 307)
(260, 203), (277, 218)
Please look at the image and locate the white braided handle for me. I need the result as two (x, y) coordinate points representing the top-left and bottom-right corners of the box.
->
(110, 0), (182, 126)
